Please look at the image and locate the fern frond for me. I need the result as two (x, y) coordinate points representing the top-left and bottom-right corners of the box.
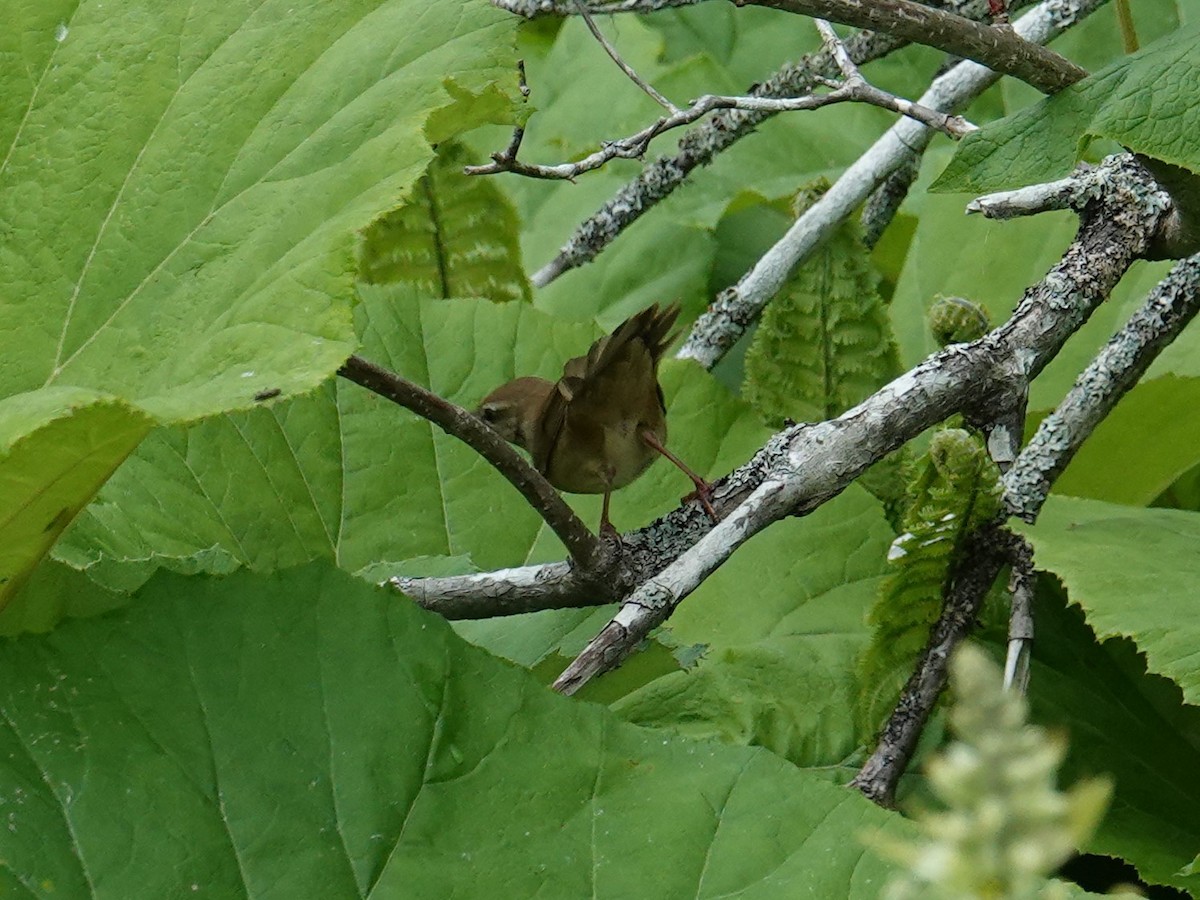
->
(857, 429), (1004, 738)
(359, 141), (530, 303)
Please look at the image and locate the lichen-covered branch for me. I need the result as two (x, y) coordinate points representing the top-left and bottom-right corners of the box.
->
(1003, 252), (1200, 521)
(849, 160), (1183, 807)
(551, 157), (1166, 694)
(678, 0), (1107, 370)
(850, 524), (1018, 807)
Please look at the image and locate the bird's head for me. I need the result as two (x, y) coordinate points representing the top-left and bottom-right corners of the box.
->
(474, 376), (554, 451)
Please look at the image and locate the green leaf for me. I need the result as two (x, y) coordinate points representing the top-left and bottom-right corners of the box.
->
(858, 430), (1003, 738)
(0, 387), (152, 608)
(934, 21), (1200, 194)
(609, 486), (891, 769)
(1010, 580), (1200, 895)
(613, 636), (869, 774)
(58, 292), (595, 587)
(0, 562), (909, 898)
(0, 0), (519, 422)
(359, 141), (530, 302)
(1049, 376), (1200, 506)
(0, 559), (127, 636)
(1020, 495), (1200, 707)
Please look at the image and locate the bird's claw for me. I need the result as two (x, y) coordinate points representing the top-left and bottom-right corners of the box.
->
(599, 519), (622, 542)
(683, 480), (718, 523)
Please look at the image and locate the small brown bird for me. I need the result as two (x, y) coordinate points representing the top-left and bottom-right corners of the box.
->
(476, 303), (715, 534)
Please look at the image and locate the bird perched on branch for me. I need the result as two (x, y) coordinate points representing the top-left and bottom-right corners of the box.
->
(476, 302), (716, 534)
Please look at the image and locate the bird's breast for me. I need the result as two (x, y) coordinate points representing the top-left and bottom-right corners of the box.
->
(544, 416), (665, 495)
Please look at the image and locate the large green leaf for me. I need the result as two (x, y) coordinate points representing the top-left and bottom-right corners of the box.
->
(1006, 581), (1200, 895)
(57, 292), (596, 586)
(934, 20), (1200, 194)
(1021, 495), (1200, 708)
(0, 0), (518, 422)
(0, 559), (127, 636)
(0, 387), (152, 608)
(0, 562), (908, 898)
(608, 486), (893, 770)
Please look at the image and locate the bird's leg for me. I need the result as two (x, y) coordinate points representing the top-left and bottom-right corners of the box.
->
(599, 489), (619, 539)
(640, 429), (717, 522)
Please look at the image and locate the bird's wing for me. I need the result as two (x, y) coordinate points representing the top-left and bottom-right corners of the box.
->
(567, 302), (680, 396)
(536, 303), (680, 472)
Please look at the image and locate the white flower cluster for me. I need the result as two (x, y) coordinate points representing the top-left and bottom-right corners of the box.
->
(872, 645), (1114, 900)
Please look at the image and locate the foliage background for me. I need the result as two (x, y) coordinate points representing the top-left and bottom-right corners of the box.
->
(1, 0), (1199, 896)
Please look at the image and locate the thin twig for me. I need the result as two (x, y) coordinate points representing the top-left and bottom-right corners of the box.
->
(494, 0), (703, 16)
(467, 85), (972, 179)
(1115, 0), (1138, 53)
(571, 0), (678, 112)
(813, 19), (857, 77)
(530, 0), (1008, 287)
(337, 355), (605, 571)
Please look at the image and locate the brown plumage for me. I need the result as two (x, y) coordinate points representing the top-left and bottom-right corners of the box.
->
(476, 303), (713, 533)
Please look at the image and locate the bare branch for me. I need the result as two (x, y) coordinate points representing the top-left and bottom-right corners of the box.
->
(337, 355), (605, 571)
(530, 22), (910, 285)
(1004, 535), (1036, 693)
(967, 165), (1101, 218)
(972, 157), (1200, 260)
(678, 0), (1108, 370)
(494, 0), (703, 15)
(394, 562), (590, 619)
(739, 0), (1086, 93)
(852, 169), (1188, 807)
(395, 449), (769, 616)
(813, 19), (859, 77)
